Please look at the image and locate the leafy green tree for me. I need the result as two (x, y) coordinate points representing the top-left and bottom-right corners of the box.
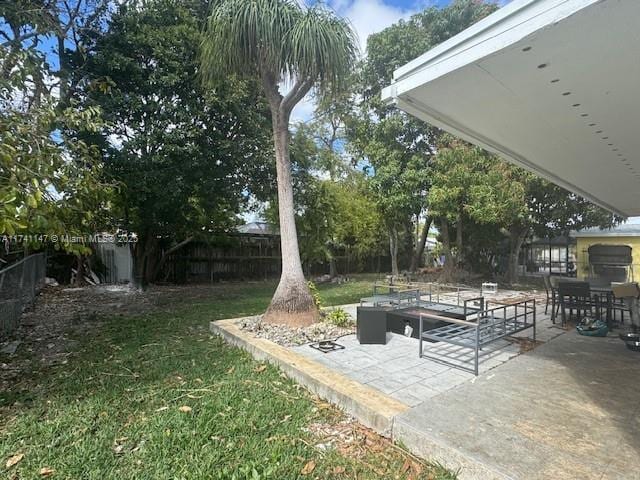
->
(349, 113), (431, 276)
(1, 2), (113, 267)
(84, 0), (273, 284)
(330, 174), (387, 269)
(430, 140), (619, 283)
(1, 0), (110, 108)
(350, 0), (497, 274)
(201, 0), (357, 326)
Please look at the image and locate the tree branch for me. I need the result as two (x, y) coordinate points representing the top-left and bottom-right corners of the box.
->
(154, 236), (194, 279)
(163, 236), (194, 258)
(280, 76), (314, 117)
(0, 31), (39, 48)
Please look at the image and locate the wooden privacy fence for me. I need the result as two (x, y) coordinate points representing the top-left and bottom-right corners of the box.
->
(160, 236), (391, 283)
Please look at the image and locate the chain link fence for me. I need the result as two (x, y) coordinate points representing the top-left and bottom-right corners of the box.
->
(0, 253), (46, 337)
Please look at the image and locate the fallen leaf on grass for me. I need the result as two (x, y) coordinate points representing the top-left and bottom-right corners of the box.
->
(39, 467), (55, 476)
(332, 466), (345, 474)
(155, 406), (169, 412)
(5, 453), (24, 469)
(254, 364), (267, 373)
(226, 366), (235, 375)
(300, 460), (316, 475)
(178, 406), (192, 413)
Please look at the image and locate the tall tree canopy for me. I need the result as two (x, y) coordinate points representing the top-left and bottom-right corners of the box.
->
(1, 0), (112, 265)
(85, 0), (273, 284)
(201, 0), (357, 326)
(348, 0), (497, 275)
(429, 139), (619, 282)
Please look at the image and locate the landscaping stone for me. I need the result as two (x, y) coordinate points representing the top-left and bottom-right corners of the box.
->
(237, 315), (355, 347)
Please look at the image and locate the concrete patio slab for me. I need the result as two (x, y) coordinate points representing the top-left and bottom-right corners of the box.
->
(395, 331), (640, 480)
(291, 329), (524, 404)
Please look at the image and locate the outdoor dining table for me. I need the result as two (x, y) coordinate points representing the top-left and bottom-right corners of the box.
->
(551, 280), (615, 329)
(589, 285), (615, 330)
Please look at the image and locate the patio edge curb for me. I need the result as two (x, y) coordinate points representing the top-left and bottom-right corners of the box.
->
(209, 318), (409, 435)
(392, 417), (513, 480)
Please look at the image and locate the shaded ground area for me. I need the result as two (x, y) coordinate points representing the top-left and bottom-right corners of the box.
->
(0, 278), (456, 479)
(396, 330), (640, 479)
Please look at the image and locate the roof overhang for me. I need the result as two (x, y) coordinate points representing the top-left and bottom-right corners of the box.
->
(382, 0), (640, 217)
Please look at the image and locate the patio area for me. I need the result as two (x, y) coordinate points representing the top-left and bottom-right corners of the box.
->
(394, 328), (640, 480)
(292, 301), (562, 407)
(280, 294), (640, 479)
(211, 283), (640, 479)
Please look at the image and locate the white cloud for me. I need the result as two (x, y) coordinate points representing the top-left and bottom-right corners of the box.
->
(288, 1), (417, 122)
(332, 0), (418, 54)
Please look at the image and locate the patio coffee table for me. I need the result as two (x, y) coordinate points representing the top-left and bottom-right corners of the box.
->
(359, 286), (485, 340)
(419, 299), (537, 375)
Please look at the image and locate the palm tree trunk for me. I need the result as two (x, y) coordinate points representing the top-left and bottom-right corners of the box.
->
(263, 112), (317, 326)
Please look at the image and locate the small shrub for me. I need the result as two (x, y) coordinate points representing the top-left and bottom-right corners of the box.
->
(324, 307), (353, 328)
(307, 280), (322, 309)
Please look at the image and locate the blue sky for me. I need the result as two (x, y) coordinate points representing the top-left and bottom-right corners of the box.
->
(292, 0), (511, 121)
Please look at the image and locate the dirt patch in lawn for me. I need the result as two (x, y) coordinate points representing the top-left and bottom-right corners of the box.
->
(307, 398), (454, 479)
(1, 285), (154, 394)
(0, 284), (218, 395)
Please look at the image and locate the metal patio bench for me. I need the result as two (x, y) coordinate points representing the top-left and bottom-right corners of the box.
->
(359, 285), (421, 308)
(418, 299), (536, 375)
(358, 284), (485, 341)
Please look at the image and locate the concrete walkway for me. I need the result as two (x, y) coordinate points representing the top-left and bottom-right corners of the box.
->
(395, 331), (640, 479)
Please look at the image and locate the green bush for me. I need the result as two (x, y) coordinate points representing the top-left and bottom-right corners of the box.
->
(324, 307), (353, 327)
(307, 280), (322, 309)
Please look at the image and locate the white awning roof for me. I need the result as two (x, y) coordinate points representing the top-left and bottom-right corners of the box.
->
(382, 0), (640, 217)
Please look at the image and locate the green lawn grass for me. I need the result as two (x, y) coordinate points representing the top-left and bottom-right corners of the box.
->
(0, 278), (457, 479)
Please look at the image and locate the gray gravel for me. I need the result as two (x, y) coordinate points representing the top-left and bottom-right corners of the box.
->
(238, 315), (355, 347)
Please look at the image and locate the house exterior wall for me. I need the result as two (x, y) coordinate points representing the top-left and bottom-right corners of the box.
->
(575, 236), (640, 281)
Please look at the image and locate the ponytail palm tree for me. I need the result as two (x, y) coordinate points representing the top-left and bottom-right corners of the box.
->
(201, 0), (357, 326)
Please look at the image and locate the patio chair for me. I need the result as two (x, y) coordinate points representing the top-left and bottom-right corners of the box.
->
(558, 281), (594, 327)
(547, 275), (564, 323)
(611, 291), (631, 324)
